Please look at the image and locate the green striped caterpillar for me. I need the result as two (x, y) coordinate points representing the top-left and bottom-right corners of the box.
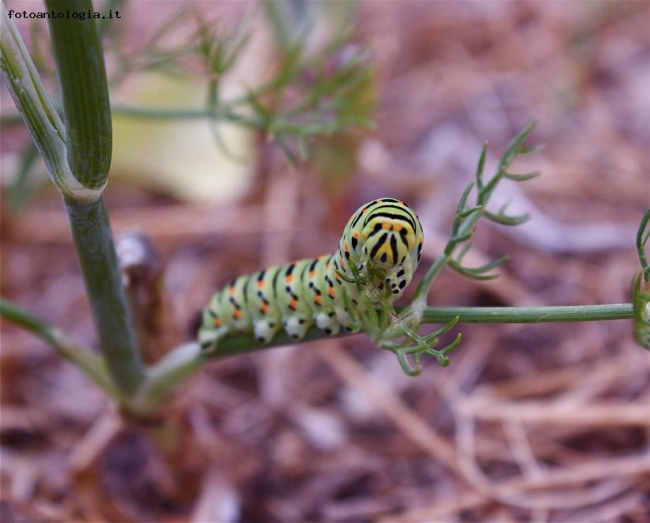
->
(199, 198), (424, 351)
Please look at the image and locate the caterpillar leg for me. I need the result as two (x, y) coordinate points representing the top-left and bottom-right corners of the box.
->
(245, 268), (283, 343)
(198, 327), (220, 351)
(199, 287), (239, 351)
(307, 255), (348, 335)
(277, 260), (316, 340)
(346, 290), (459, 375)
(314, 311), (341, 335)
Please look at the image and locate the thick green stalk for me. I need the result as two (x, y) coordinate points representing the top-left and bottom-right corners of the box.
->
(46, 0), (112, 191)
(45, 0), (144, 394)
(2, 0), (146, 394)
(47, 0), (144, 393)
(65, 197), (145, 393)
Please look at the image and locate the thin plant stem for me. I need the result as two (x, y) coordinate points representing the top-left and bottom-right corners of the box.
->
(0, 299), (120, 398)
(419, 304), (634, 324)
(0, 4), (69, 193)
(202, 304), (634, 358)
(135, 303), (633, 410)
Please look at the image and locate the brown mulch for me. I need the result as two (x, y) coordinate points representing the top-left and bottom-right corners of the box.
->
(1, 2), (649, 522)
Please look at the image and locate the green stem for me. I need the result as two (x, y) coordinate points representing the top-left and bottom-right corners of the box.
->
(136, 302), (634, 410)
(412, 252), (451, 304)
(0, 4), (69, 192)
(65, 197), (145, 394)
(112, 105), (216, 120)
(42, 0), (145, 394)
(203, 304), (633, 359)
(46, 0), (112, 191)
(420, 304), (633, 324)
(132, 343), (205, 413)
(0, 299), (120, 398)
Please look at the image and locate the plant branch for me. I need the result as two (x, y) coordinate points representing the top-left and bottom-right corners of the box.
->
(0, 299), (120, 398)
(132, 343), (206, 413)
(135, 302), (633, 410)
(420, 304), (633, 324)
(0, 4), (71, 195)
(197, 304), (633, 357)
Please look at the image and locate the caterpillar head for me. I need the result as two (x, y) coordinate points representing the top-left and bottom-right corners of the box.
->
(340, 198), (424, 301)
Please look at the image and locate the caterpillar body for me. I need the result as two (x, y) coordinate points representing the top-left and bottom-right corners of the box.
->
(199, 198), (424, 351)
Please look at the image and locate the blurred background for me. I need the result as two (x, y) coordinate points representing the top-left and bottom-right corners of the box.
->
(1, 1), (649, 521)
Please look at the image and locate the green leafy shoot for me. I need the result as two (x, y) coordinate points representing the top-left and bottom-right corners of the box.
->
(376, 120), (540, 374)
(317, 122), (541, 375)
(413, 120), (539, 306)
(110, 5), (374, 162)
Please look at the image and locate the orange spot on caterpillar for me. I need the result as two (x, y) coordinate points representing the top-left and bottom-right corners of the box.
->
(213, 318), (222, 327)
(314, 294), (322, 305)
(260, 303), (269, 314)
(285, 274), (293, 284)
(232, 309), (241, 320)
(289, 298), (298, 310)
(328, 287), (336, 298)
(257, 279), (265, 289)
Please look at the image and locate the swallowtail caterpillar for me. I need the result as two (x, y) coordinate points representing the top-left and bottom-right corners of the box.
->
(199, 198), (424, 351)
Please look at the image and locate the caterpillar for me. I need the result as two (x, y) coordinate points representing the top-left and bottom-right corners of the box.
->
(199, 198), (424, 351)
